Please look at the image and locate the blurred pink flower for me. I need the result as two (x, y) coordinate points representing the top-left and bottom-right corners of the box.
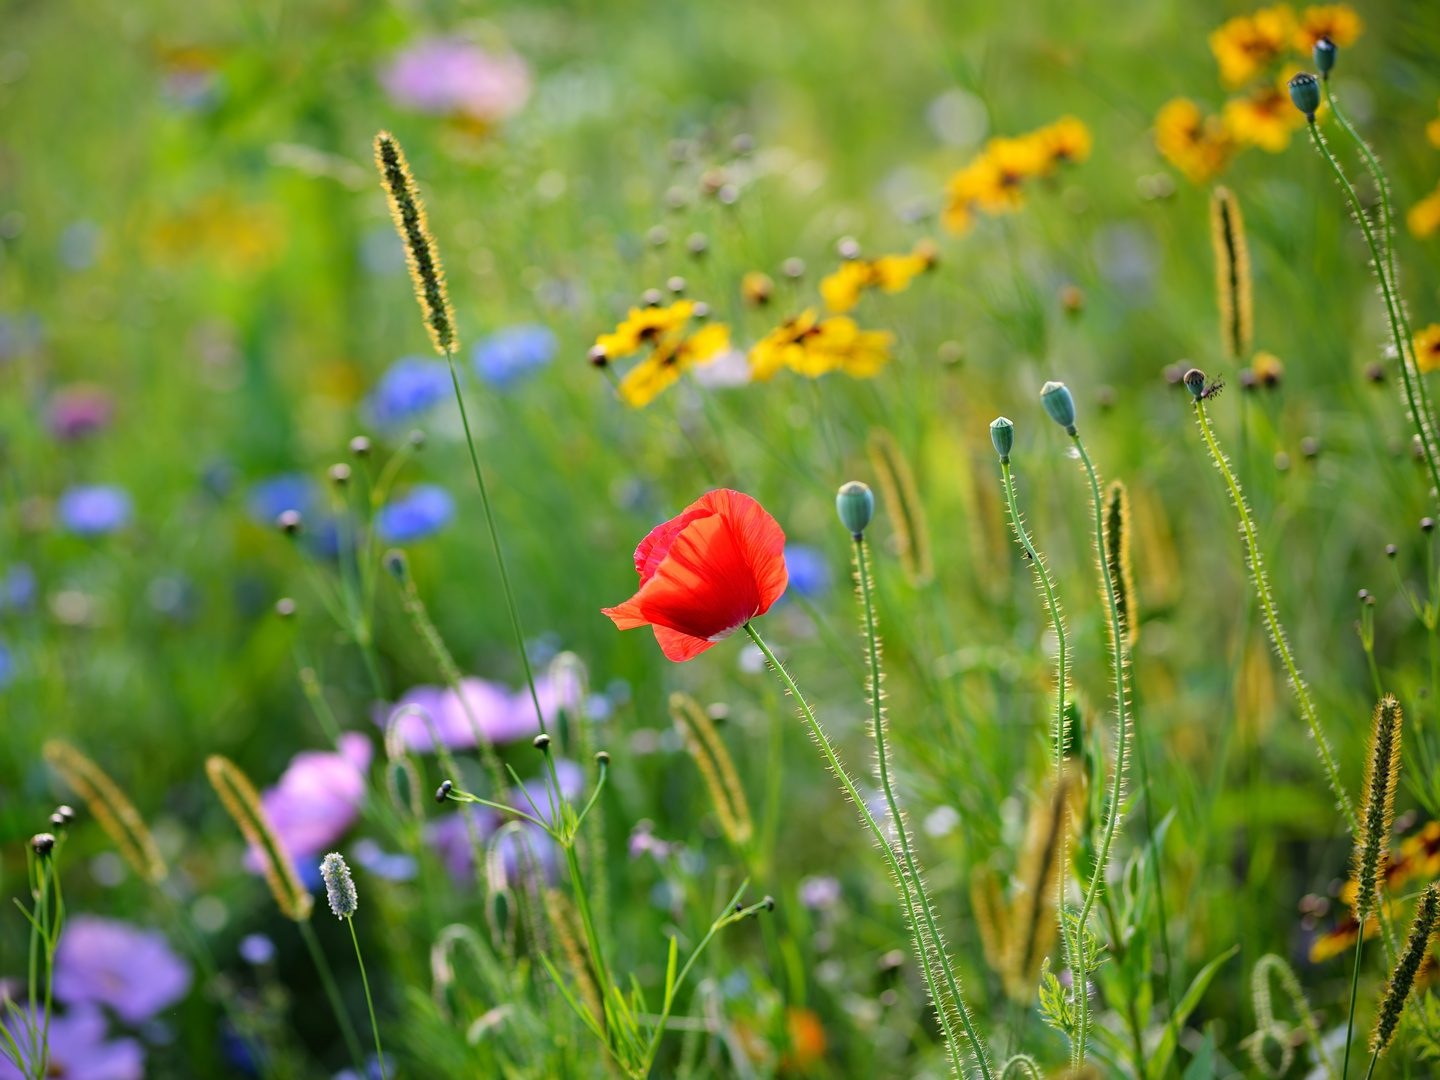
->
(246, 732), (372, 868)
(48, 384), (114, 441)
(0, 1004), (142, 1080)
(380, 672), (581, 754)
(381, 38), (531, 123)
(53, 915), (192, 1023)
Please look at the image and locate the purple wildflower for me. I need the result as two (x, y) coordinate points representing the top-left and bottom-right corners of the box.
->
(381, 38), (531, 123)
(471, 324), (556, 389)
(379, 673), (579, 753)
(375, 485), (454, 544)
(245, 733), (372, 871)
(799, 875), (843, 910)
(0, 1004), (143, 1080)
(57, 485), (132, 535)
(238, 933), (276, 966)
(53, 916), (192, 1024)
(351, 838), (419, 882)
(48, 384), (114, 441)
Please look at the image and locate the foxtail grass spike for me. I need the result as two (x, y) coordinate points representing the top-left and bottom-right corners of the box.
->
(1103, 480), (1137, 648)
(206, 755), (314, 921)
(1370, 882), (1439, 1057)
(670, 692), (754, 845)
(867, 428), (934, 586)
(1353, 697), (1402, 921)
(374, 131), (457, 356)
(44, 740), (168, 885)
(321, 852), (359, 919)
(1209, 186), (1253, 362)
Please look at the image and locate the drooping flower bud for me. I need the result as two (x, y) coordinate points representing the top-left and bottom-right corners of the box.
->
(320, 852), (358, 919)
(1288, 73), (1321, 122)
(835, 481), (876, 538)
(990, 417), (1015, 462)
(435, 779), (453, 803)
(1314, 36), (1337, 76)
(533, 733), (552, 751)
(31, 833), (56, 856)
(1183, 368), (1207, 399)
(1039, 381), (1076, 433)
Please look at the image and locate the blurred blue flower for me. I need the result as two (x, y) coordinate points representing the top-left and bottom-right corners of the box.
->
(57, 485), (132, 535)
(59, 220), (102, 272)
(783, 544), (831, 599)
(3, 563), (35, 612)
(0, 311), (43, 360)
(471, 324), (557, 389)
(237, 934), (275, 966)
(365, 356), (453, 427)
(351, 838), (419, 882)
(375, 485), (455, 543)
(245, 474), (316, 525)
(360, 228), (406, 276)
(0, 641), (14, 688)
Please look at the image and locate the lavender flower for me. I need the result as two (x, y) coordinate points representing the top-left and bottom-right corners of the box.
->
(799, 875), (843, 910)
(364, 356), (454, 427)
(375, 485), (454, 543)
(53, 916), (193, 1024)
(378, 674), (575, 752)
(57, 485), (132, 535)
(245, 732), (372, 873)
(0, 1004), (143, 1080)
(782, 544), (831, 599)
(381, 38), (531, 123)
(471, 324), (556, 389)
(48, 384), (114, 441)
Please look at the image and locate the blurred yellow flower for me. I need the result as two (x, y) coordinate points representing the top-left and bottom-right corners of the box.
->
(1223, 82), (1305, 152)
(740, 270), (774, 305)
(596, 300), (695, 359)
(748, 310), (894, 381)
(820, 241), (938, 313)
(618, 321), (730, 407)
(1409, 184), (1440, 240)
(1251, 351), (1285, 385)
(873, 239), (939, 292)
(1427, 101), (1440, 149)
(1415, 325), (1440, 375)
(750, 310), (819, 380)
(1154, 98), (1236, 184)
(820, 260), (875, 314)
(942, 119), (1087, 233)
(1209, 5), (1296, 88)
(1033, 116), (1093, 171)
(1294, 4), (1362, 52)
(976, 135), (1048, 212)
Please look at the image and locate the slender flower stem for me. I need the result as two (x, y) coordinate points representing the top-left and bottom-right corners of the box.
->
(298, 917), (366, 1071)
(1341, 932), (1364, 1080)
(743, 621), (993, 1080)
(347, 916), (387, 1080)
(1193, 400), (1357, 833)
(1305, 119), (1440, 501)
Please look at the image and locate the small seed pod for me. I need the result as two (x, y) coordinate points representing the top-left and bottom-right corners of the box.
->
(1040, 380), (1077, 432)
(1183, 368), (1207, 399)
(408, 429), (426, 449)
(686, 232), (709, 256)
(1288, 72), (1321, 121)
(595, 750), (611, 766)
(781, 257), (806, 279)
(275, 598), (297, 618)
(647, 225), (669, 247)
(836, 480), (876, 538)
(435, 779), (453, 804)
(588, 344), (610, 368)
(836, 236), (861, 260)
(1366, 362), (1385, 384)
(49, 811), (67, 829)
(692, 301), (711, 319)
(641, 288), (663, 307)
(1387, 544), (1398, 558)
(1358, 589), (1370, 601)
(533, 733), (552, 750)
(763, 895), (775, 912)
(667, 276), (686, 294)
(990, 416), (1015, 463)
(349, 435), (372, 457)
(328, 463), (351, 486)
(320, 852), (358, 919)
(382, 550), (409, 583)
(1314, 36), (1337, 76)
(1423, 518), (1435, 534)
(31, 833), (55, 856)
(276, 510), (303, 535)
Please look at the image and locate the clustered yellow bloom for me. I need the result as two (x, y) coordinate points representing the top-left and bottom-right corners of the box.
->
(1415, 325), (1440, 374)
(818, 240), (939, 314)
(942, 116), (1091, 235)
(1160, 5), (1359, 184)
(1410, 183), (1440, 241)
(593, 300), (732, 408)
(749, 309), (894, 382)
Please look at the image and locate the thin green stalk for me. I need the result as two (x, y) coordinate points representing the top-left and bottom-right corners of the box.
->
(347, 916), (387, 1080)
(743, 621), (993, 1080)
(853, 538), (969, 1077)
(1363, 1049), (1380, 1080)
(1341, 932), (1364, 1080)
(298, 917), (366, 1071)
(1193, 399), (1357, 832)
(1305, 119), (1440, 500)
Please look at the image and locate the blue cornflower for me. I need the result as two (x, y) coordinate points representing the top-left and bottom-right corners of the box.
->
(783, 544), (831, 599)
(471, 324), (557, 389)
(246, 474), (317, 525)
(365, 356), (454, 427)
(3, 563), (35, 612)
(0, 641), (14, 688)
(57, 485), (132, 535)
(375, 485), (455, 543)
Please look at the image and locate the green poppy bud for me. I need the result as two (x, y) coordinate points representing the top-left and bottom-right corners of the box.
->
(1288, 72), (1321, 121)
(1183, 368), (1207, 399)
(990, 416), (1015, 462)
(1313, 36), (1337, 76)
(1039, 381), (1077, 434)
(835, 481), (875, 538)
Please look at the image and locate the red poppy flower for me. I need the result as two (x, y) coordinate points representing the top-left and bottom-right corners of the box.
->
(603, 489), (788, 661)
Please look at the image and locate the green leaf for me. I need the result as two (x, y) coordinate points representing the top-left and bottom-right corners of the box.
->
(1181, 1032), (1215, 1080)
(1146, 945), (1239, 1080)
(662, 934), (679, 1013)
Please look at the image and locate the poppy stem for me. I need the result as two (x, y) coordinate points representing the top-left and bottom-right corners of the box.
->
(743, 621), (993, 1080)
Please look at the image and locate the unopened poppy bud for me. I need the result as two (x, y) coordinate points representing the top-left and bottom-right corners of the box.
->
(595, 750), (610, 766)
(836, 481), (875, 538)
(408, 429), (426, 448)
(989, 416), (1015, 462)
(1288, 72), (1321, 122)
(382, 549), (409, 581)
(1314, 36), (1337, 76)
(1040, 380), (1077, 432)
(435, 779), (453, 803)
(533, 733), (551, 750)
(328, 463), (351, 486)
(275, 597), (297, 618)
(642, 288), (663, 307)
(1183, 368), (1207, 399)
(31, 833), (55, 856)
(276, 510), (302, 535)
(349, 435), (372, 457)
(667, 276), (686, 294)
(588, 344), (610, 368)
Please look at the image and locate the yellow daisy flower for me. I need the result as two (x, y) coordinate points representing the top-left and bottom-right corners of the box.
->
(617, 321), (730, 407)
(749, 310), (820, 381)
(1409, 184), (1440, 240)
(1294, 4), (1362, 51)
(1209, 4), (1297, 88)
(1033, 116), (1093, 171)
(595, 300), (695, 359)
(872, 240), (939, 294)
(975, 135), (1048, 213)
(747, 310), (894, 381)
(1154, 98), (1236, 184)
(1415, 325), (1440, 375)
(820, 260), (876, 314)
(740, 271), (774, 305)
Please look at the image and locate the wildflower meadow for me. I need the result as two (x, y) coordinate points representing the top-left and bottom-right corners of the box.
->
(6, 0), (1440, 1077)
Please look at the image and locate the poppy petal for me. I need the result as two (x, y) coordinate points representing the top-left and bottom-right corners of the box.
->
(700, 489), (788, 613)
(653, 625), (718, 662)
(634, 513), (761, 641)
(601, 594), (650, 631)
(632, 504), (716, 584)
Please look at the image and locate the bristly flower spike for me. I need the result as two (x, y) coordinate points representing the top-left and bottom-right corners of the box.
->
(1353, 697), (1402, 922)
(1209, 187), (1253, 361)
(1370, 882), (1439, 1060)
(321, 852), (358, 919)
(374, 131), (457, 356)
